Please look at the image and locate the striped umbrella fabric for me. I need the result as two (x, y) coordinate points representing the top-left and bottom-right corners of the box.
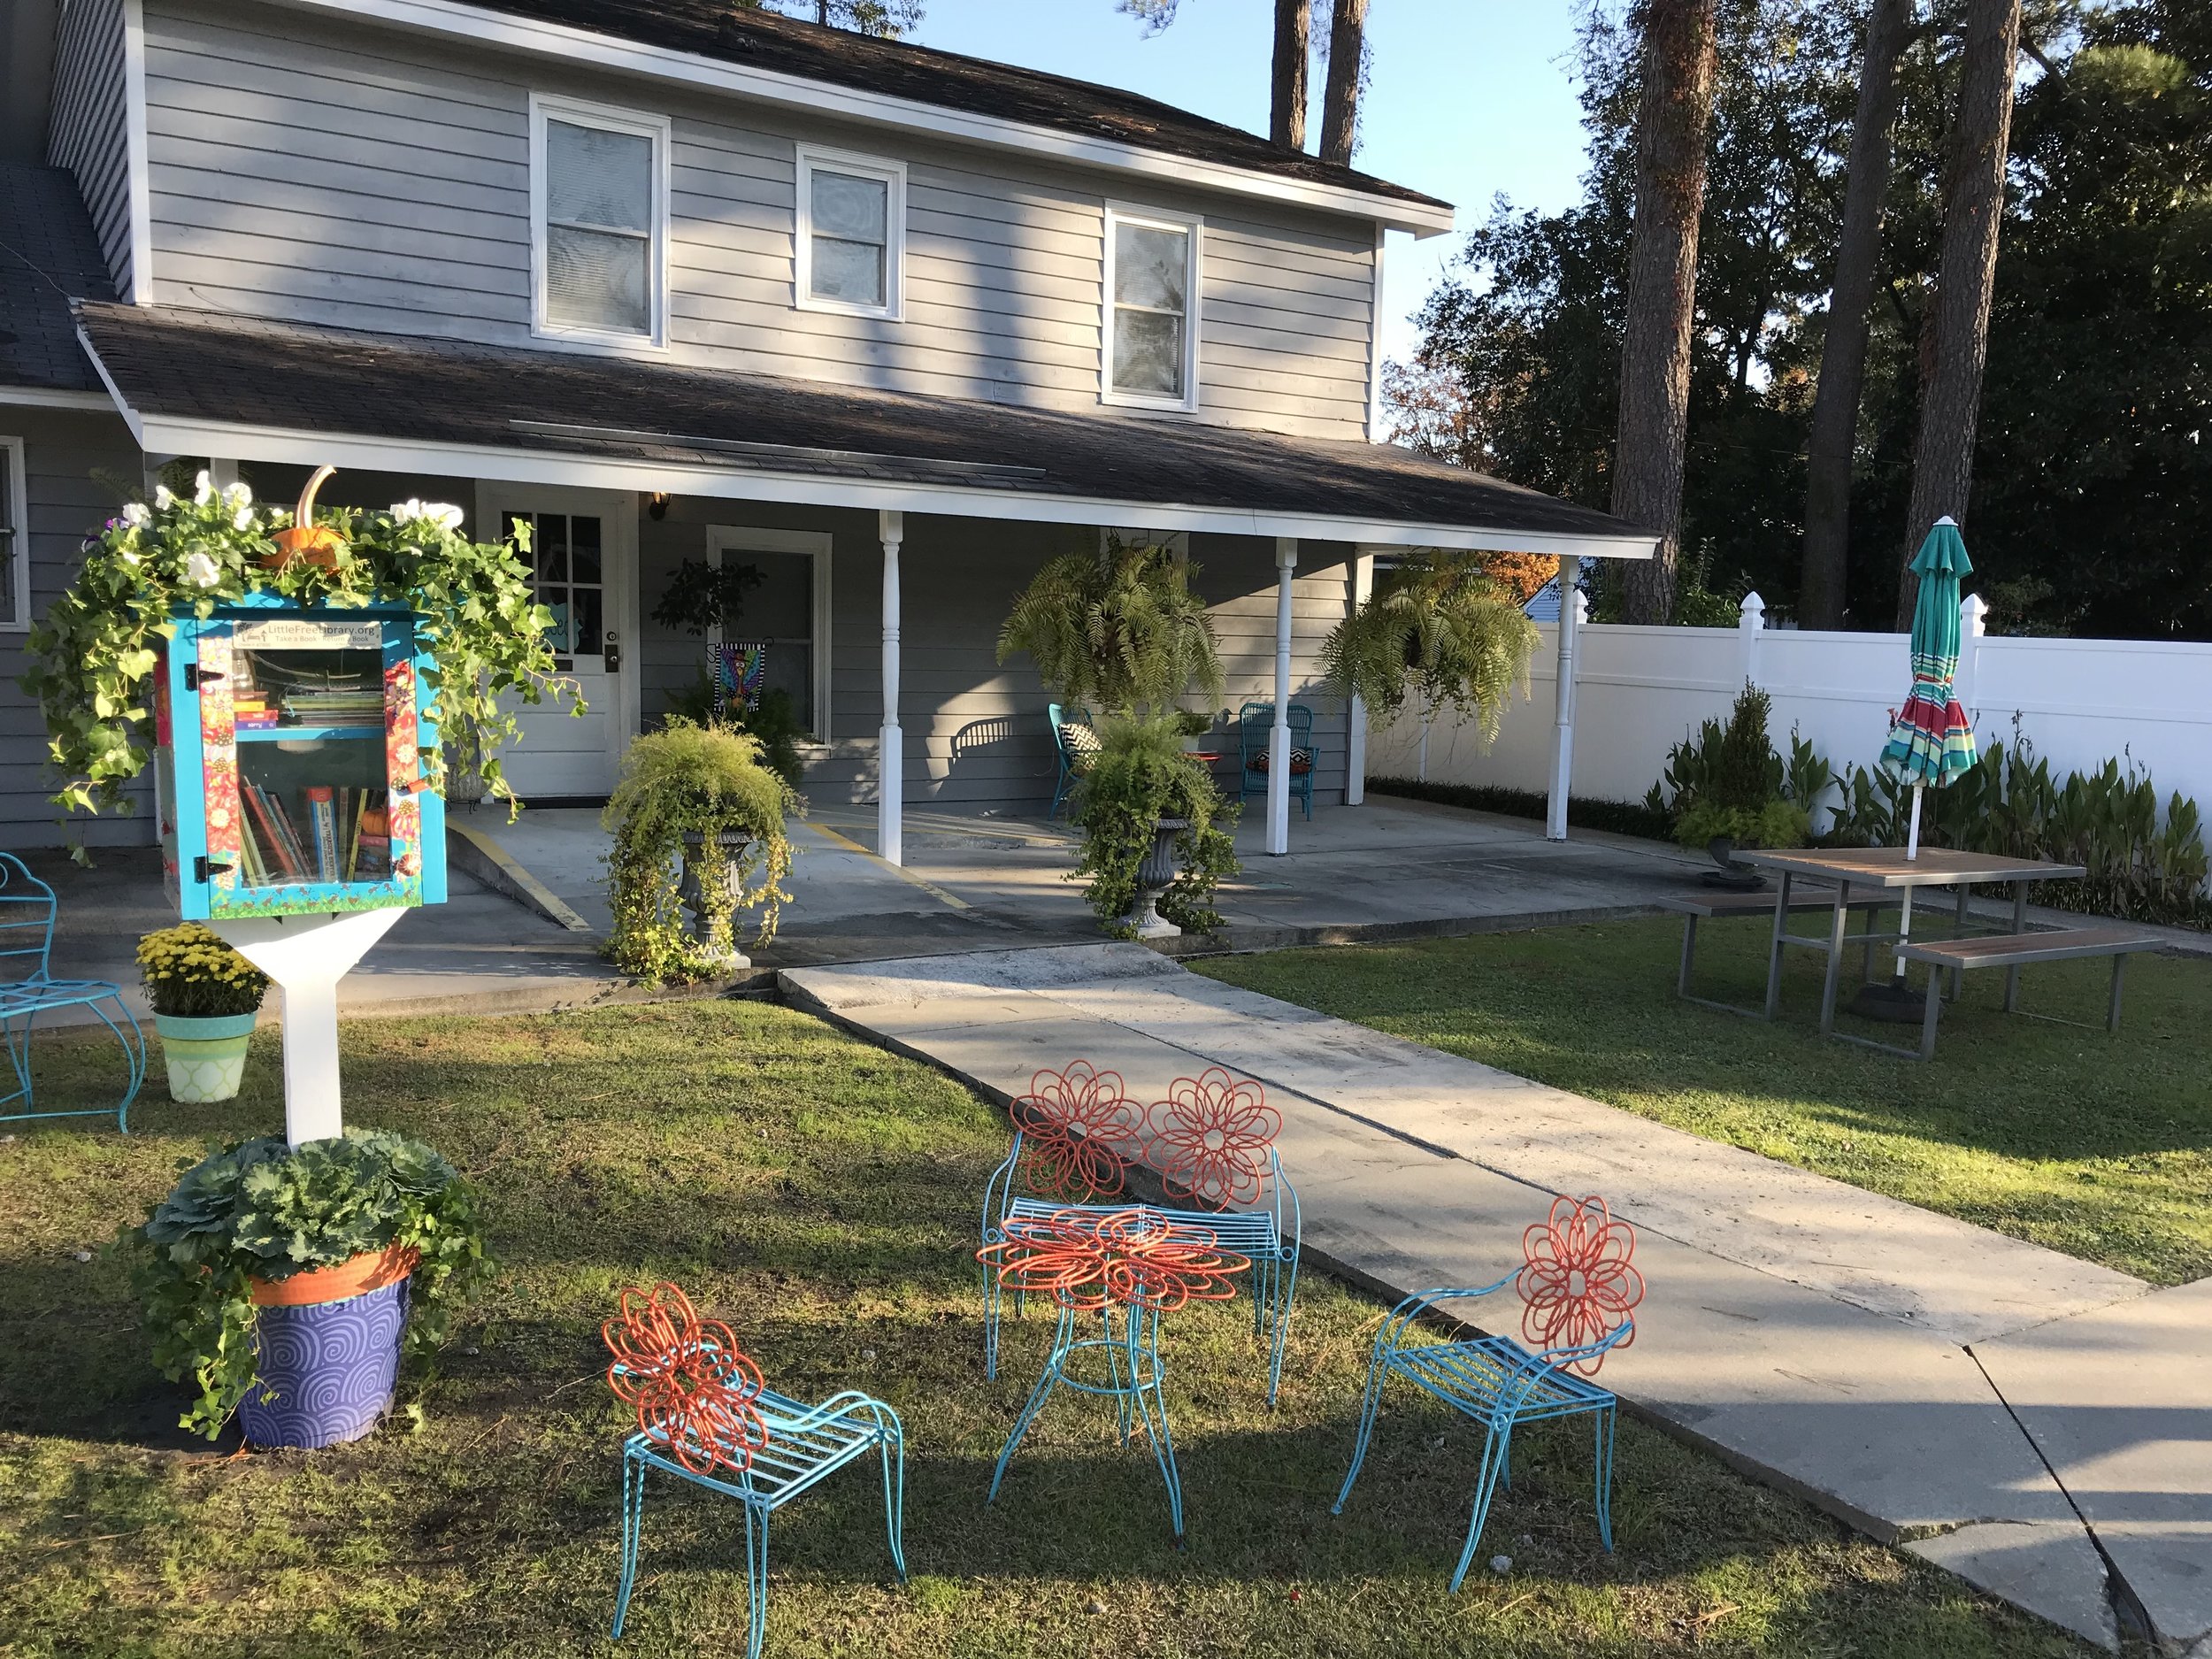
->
(1880, 519), (1978, 787)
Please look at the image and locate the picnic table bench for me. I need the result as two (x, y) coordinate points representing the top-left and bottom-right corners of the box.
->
(1896, 925), (2161, 1060)
(1657, 887), (1893, 1017)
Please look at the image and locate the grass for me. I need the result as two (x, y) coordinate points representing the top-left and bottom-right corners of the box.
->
(1192, 917), (2212, 1286)
(0, 1001), (2102, 1657)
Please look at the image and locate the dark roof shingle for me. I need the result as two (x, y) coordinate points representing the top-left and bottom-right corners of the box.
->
(0, 165), (115, 392)
(76, 303), (1654, 549)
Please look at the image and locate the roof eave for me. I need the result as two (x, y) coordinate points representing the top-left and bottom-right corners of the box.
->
(255, 0), (1456, 236)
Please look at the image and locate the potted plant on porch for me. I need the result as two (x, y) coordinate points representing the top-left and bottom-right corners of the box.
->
(137, 922), (269, 1103)
(123, 1128), (490, 1447)
(603, 719), (801, 983)
(1321, 550), (1541, 743)
(1071, 713), (1238, 937)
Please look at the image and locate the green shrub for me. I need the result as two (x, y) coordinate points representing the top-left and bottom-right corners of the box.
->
(1071, 714), (1239, 934)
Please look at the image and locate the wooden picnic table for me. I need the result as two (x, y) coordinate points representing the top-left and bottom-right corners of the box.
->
(1732, 847), (2086, 1044)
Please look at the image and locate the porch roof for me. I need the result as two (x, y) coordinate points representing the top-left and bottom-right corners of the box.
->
(76, 303), (1658, 558)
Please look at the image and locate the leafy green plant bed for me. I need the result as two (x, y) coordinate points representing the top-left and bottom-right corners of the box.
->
(0, 1003), (2098, 1657)
(1369, 776), (1676, 841)
(1196, 921), (2212, 1286)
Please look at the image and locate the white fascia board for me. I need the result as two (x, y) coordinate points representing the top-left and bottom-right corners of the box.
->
(0, 385), (119, 411)
(260, 0), (1455, 237)
(119, 405), (1658, 560)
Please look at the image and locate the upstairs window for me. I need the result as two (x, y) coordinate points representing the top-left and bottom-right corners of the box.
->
(795, 147), (905, 319)
(531, 95), (670, 348)
(1103, 205), (1201, 410)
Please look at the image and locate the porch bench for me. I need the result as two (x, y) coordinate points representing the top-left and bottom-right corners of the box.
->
(1658, 888), (1891, 1017)
(1895, 926), (2161, 1060)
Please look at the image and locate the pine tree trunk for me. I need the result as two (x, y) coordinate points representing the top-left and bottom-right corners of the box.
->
(1271, 0), (1310, 150)
(1897, 0), (2021, 627)
(1799, 0), (1911, 629)
(1610, 0), (1720, 626)
(1318, 0), (1368, 165)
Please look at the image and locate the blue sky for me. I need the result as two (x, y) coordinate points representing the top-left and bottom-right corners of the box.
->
(909, 0), (1594, 365)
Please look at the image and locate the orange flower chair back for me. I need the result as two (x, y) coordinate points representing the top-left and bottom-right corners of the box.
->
(603, 1281), (771, 1476)
(978, 1206), (1250, 1314)
(1010, 1061), (1142, 1202)
(1143, 1066), (1282, 1210)
(1514, 1195), (1645, 1376)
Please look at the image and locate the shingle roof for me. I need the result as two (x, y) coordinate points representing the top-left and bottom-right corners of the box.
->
(0, 165), (115, 392)
(76, 303), (1655, 551)
(465, 0), (1448, 214)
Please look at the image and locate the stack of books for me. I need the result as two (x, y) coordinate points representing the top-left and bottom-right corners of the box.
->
(233, 694), (280, 731)
(234, 784), (396, 886)
(280, 689), (384, 728)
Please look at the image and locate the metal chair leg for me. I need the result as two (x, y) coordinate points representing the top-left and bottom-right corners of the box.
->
(879, 1420), (909, 1582)
(1594, 1403), (1618, 1552)
(1332, 1356), (1392, 1515)
(1447, 1427), (1515, 1594)
(611, 1450), (644, 1640)
(743, 1503), (769, 1659)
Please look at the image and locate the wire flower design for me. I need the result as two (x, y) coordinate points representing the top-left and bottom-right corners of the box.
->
(1144, 1067), (1281, 1209)
(979, 1208), (1248, 1313)
(1012, 1062), (1141, 1202)
(1515, 1195), (1644, 1375)
(603, 1282), (770, 1476)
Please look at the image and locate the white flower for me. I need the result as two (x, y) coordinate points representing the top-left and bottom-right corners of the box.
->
(392, 498), (424, 522)
(152, 485), (174, 510)
(391, 499), (464, 531)
(233, 507), (255, 532)
(193, 470), (214, 505)
(186, 551), (221, 588)
(120, 502), (151, 527)
(223, 480), (253, 507)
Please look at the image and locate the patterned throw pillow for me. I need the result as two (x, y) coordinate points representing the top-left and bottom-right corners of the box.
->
(1060, 722), (1102, 767)
(1249, 747), (1313, 775)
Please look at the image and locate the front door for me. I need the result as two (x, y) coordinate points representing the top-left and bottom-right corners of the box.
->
(478, 485), (638, 801)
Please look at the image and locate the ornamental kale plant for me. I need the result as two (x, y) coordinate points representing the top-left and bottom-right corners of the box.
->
(122, 1128), (491, 1439)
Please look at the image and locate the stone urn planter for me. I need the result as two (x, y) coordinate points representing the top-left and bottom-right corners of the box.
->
(1701, 834), (1766, 892)
(239, 1242), (418, 1450)
(679, 827), (757, 969)
(154, 1010), (257, 1103)
(1120, 817), (1188, 939)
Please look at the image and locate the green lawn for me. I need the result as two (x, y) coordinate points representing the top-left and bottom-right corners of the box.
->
(1194, 917), (2212, 1286)
(1, 1002), (2097, 1656)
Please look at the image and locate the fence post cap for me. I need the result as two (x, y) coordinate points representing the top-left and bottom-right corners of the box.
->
(1571, 588), (1590, 625)
(1960, 592), (1989, 636)
(1739, 591), (1766, 630)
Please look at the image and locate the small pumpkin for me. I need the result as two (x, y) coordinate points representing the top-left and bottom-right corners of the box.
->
(262, 465), (348, 572)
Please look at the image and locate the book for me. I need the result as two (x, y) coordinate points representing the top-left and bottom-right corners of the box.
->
(267, 789), (311, 879)
(346, 788), (368, 880)
(242, 785), (299, 880)
(236, 803), (267, 887)
(355, 799), (391, 878)
(307, 786), (339, 881)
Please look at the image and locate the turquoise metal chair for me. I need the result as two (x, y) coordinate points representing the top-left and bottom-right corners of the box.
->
(1333, 1195), (1645, 1590)
(605, 1284), (907, 1656)
(1238, 702), (1315, 819)
(1048, 703), (1095, 818)
(0, 852), (147, 1133)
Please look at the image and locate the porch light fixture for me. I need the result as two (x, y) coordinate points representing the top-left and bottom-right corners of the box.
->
(648, 492), (669, 520)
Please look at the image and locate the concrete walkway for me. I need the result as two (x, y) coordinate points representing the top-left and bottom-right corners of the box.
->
(782, 941), (2212, 1655)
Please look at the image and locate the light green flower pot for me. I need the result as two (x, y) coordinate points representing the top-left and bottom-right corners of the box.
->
(154, 1010), (259, 1103)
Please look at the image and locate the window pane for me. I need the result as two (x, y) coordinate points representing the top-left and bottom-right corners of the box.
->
(1115, 223), (1188, 313)
(548, 119), (652, 233)
(1113, 307), (1184, 397)
(536, 514), (569, 584)
(811, 170), (887, 243)
(541, 588), (572, 655)
(547, 224), (650, 334)
(569, 515), (603, 585)
(811, 236), (887, 308)
(572, 588), (603, 657)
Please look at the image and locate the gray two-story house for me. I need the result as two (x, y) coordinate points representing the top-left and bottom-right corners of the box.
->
(0, 0), (1653, 856)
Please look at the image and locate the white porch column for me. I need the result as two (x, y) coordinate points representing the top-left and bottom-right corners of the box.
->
(878, 509), (903, 866)
(1267, 537), (1297, 856)
(1546, 557), (1584, 841)
(206, 458), (241, 491)
(1345, 548), (1375, 806)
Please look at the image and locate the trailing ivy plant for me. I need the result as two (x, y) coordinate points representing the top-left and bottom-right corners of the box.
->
(603, 719), (802, 984)
(1321, 552), (1540, 741)
(119, 1128), (491, 1440)
(997, 537), (1224, 716)
(22, 473), (573, 816)
(1071, 714), (1239, 934)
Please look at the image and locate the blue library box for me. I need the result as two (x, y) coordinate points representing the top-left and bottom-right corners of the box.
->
(157, 593), (448, 920)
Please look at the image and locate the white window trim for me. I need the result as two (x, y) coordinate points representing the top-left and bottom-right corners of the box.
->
(794, 145), (907, 321)
(1102, 202), (1202, 413)
(528, 91), (672, 351)
(0, 436), (27, 633)
(706, 526), (834, 744)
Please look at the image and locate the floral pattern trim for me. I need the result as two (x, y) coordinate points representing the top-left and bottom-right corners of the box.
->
(196, 631), (242, 899)
(603, 1281), (770, 1477)
(384, 657), (423, 881)
(1143, 1067), (1281, 1210)
(979, 1207), (1248, 1314)
(1011, 1061), (1142, 1202)
(1515, 1194), (1644, 1375)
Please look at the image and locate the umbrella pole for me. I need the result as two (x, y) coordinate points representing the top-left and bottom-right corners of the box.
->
(1893, 785), (1923, 981)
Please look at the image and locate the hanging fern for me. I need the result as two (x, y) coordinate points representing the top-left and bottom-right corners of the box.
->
(1321, 552), (1541, 742)
(996, 538), (1224, 717)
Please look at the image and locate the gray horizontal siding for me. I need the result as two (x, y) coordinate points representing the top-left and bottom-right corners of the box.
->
(0, 409), (155, 849)
(143, 0), (1379, 439)
(46, 0), (132, 297)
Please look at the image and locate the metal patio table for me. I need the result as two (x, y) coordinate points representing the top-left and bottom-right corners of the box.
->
(1735, 847), (2087, 1048)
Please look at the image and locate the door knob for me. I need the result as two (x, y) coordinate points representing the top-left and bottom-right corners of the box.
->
(603, 631), (621, 674)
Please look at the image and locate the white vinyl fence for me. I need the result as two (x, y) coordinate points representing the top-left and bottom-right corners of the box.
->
(1367, 595), (2212, 834)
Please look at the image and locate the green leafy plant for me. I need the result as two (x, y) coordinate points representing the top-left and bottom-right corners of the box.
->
(1321, 552), (1539, 740)
(660, 675), (807, 790)
(120, 1128), (490, 1439)
(22, 475), (574, 817)
(603, 719), (802, 983)
(997, 538), (1224, 717)
(650, 557), (764, 636)
(135, 922), (268, 1019)
(1651, 684), (1820, 854)
(1071, 714), (1239, 935)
